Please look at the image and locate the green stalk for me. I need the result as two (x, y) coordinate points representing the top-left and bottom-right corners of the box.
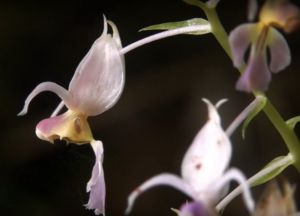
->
(185, 0), (300, 171)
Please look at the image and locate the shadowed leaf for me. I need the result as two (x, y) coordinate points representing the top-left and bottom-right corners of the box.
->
(140, 18), (211, 35)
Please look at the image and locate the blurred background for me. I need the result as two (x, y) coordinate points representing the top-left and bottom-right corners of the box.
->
(0, 0), (300, 215)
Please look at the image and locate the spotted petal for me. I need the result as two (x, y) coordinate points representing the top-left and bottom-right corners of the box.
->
(267, 27), (291, 73)
(181, 99), (231, 194)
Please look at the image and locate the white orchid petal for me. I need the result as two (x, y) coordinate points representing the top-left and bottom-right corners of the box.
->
(268, 27), (291, 73)
(85, 140), (106, 215)
(108, 20), (122, 48)
(18, 82), (73, 116)
(215, 168), (255, 213)
(68, 18), (125, 116)
(125, 173), (195, 214)
(181, 99), (231, 199)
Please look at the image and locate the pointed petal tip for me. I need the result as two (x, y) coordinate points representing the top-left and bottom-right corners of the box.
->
(17, 108), (27, 116)
(101, 14), (108, 36)
(201, 98), (227, 111)
(124, 205), (132, 215)
(216, 98), (228, 109)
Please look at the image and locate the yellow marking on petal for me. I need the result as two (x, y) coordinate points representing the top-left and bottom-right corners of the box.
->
(36, 110), (94, 145)
(254, 25), (269, 54)
(259, 0), (300, 33)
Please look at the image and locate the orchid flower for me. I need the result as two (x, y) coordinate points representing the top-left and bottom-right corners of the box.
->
(17, 15), (212, 215)
(125, 99), (255, 214)
(229, 0), (300, 92)
(18, 16), (124, 215)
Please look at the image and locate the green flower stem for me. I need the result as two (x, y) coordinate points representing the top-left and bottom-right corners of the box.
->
(187, 1), (300, 171)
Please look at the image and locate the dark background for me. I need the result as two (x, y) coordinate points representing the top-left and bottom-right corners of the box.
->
(1, 0), (300, 215)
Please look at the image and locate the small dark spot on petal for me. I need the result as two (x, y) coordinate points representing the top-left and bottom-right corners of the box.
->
(74, 118), (81, 134)
(195, 163), (202, 170)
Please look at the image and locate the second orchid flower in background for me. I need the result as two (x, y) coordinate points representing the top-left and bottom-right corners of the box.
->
(125, 99), (254, 215)
(229, 0), (300, 92)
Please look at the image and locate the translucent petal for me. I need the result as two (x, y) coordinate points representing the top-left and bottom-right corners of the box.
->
(18, 82), (73, 116)
(181, 99), (231, 196)
(85, 140), (106, 215)
(125, 173), (195, 214)
(267, 27), (291, 73)
(235, 48), (271, 92)
(229, 24), (256, 68)
(68, 18), (125, 116)
(215, 168), (254, 212)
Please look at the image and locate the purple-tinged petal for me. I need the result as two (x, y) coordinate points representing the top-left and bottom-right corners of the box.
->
(236, 47), (271, 92)
(85, 140), (106, 215)
(125, 173), (196, 214)
(267, 27), (291, 73)
(36, 110), (93, 144)
(176, 201), (218, 216)
(69, 17), (125, 117)
(229, 24), (257, 68)
(18, 82), (74, 116)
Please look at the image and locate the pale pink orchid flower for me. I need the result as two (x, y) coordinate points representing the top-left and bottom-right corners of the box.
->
(229, 0), (300, 92)
(18, 17), (124, 215)
(125, 99), (256, 215)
